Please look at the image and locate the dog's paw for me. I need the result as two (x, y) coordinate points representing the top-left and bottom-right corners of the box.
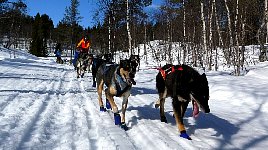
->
(100, 106), (106, 112)
(160, 116), (167, 123)
(120, 122), (128, 131)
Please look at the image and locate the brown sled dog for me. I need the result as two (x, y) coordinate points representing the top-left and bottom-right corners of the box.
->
(156, 64), (210, 140)
(96, 59), (136, 130)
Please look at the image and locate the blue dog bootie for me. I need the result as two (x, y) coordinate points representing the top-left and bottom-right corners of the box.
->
(106, 99), (111, 110)
(180, 131), (192, 140)
(114, 113), (121, 125)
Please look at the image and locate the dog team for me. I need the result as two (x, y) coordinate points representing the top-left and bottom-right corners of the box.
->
(63, 36), (210, 140)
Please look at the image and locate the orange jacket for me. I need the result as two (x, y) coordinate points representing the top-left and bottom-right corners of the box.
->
(77, 38), (90, 52)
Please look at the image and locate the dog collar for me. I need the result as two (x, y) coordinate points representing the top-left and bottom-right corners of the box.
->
(159, 65), (183, 80)
(114, 67), (131, 97)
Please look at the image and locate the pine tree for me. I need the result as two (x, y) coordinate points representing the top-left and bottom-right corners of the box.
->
(62, 0), (82, 59)
(30, 13), (53, 57)
(30, 13), (42, 56)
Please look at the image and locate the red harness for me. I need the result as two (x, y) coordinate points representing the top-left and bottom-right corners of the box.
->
(158, 65), (183, 80)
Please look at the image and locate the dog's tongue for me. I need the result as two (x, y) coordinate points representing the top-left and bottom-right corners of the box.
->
(193, 101), (199, 118)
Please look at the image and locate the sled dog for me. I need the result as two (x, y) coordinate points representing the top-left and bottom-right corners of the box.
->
(92, 54), (113, 87)
(155, 64), (210, 140)
(96, 59), (136, 130)
(129, 54), (140, 71)
(76, 53), (93, 78)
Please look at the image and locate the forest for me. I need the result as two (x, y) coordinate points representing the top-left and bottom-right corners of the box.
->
(1, 0), (268, 75)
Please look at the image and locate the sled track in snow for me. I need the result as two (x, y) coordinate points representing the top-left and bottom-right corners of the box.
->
(17, 71), (68, 149)
(80, 78), (139, 149)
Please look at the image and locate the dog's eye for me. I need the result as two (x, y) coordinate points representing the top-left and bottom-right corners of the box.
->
(124, 65), (130, 71)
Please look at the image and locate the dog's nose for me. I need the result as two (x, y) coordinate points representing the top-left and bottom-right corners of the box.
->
(130, 78), (136, 85)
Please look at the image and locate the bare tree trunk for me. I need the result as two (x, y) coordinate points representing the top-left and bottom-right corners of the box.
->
(192, 26), (197, 67)
(70, 27), (74, 61)
(201, 0), (207, 68)
(182, 0), (186, 64)
(264, 0), (268, 43)
(257, 3), (268, 62)
(213, 0), (223, 71)
(108, 13), (111, 53)
(265, 0), (268, 58)
(234, 0), (240, 75)
(224, 0), (233, 65)
(144, 22), (147, 63)
(126, 0), (132, 54)
(208, 0), (214, 71)
(241, 15), (246, 70)
(167, 14), (172, 64)
(113, 12), (116, 61)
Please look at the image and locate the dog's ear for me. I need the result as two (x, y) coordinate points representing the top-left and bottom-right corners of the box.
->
(201, 73), (208, 83)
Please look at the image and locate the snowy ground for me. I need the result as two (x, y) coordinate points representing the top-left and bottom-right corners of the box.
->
(1, 47), (268, 150)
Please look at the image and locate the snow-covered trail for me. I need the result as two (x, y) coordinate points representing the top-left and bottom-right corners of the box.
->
(0, 57), (206, 150)
(0, 58), (100, 149)
(1, 56), (268, 150)
(0, 57), (145, 150)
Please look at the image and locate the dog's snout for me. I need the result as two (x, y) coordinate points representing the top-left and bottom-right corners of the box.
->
(129, 73), (135, 78)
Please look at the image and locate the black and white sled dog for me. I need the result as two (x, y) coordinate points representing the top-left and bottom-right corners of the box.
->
(129, 54), (140, 71)
(96, 59), (136, 130)
(102, 53), (113, 62)
(91, 54), (113, 87)
(155, 64), (210, 140)
(76, 53), (93, 78)
(92, 54), (137, 87)
(123, 55), (139, 85)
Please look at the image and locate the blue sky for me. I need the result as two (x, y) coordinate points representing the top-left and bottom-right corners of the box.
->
(23, 0), (163, 28)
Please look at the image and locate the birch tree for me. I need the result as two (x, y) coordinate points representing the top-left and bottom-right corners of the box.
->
(234, 0), (240, 75)
(224, 0), (233, 65)
(126, 0), (132, 54)
(201, 0), (207, 68)
(264, 0), (268, 60)
(266, 0), (268, 43)
(213, 0), (223, 71)
(182, 0), (186, 64)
